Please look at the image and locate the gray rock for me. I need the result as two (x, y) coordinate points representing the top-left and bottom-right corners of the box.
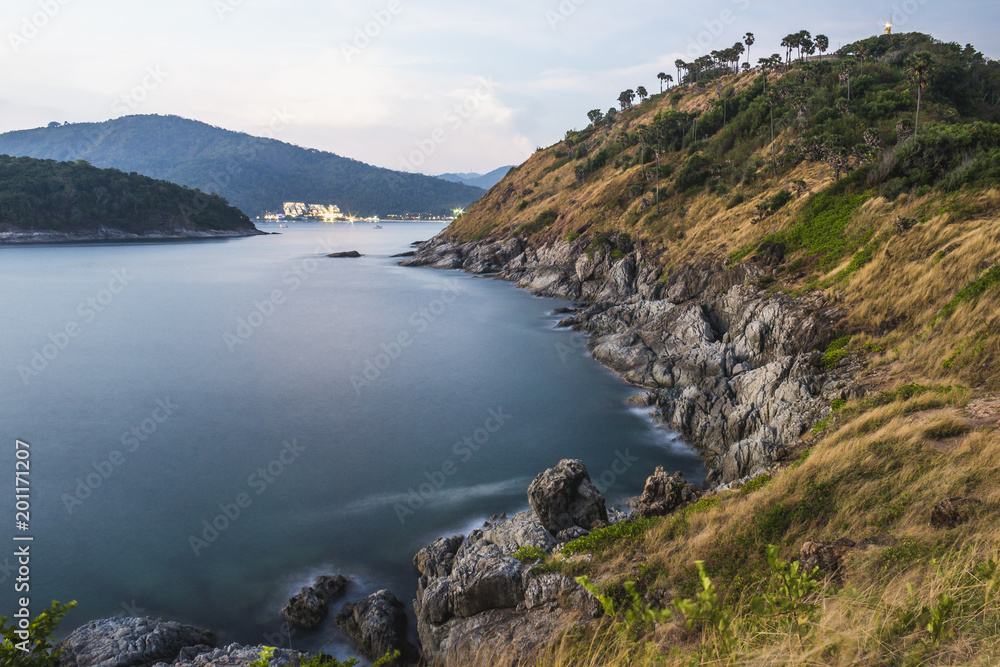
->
(280, 574), (348, 630)
(527, 459), (608, 534)
(327, 251), (362, 258)
(481, 510), (557, 554)
(414, 534), (464, 579)
(158, 643), (303, 667)
(56, 617), (216, 667)
(336, 590), (416, 662)
(634, 467), (699, 517)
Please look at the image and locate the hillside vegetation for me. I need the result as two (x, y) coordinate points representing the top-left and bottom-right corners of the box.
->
(0, 154), (254, 235)
(0, 115), (485, 217)
(448, 31), (1000, 665)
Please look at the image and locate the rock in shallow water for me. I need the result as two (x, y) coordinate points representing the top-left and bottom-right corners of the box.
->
(280, 574), (348, 630)
(335, 589), (417, 662)
(56, 617), (216, 667)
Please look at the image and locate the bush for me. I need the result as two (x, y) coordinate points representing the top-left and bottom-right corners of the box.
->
(0, 601), (76, 666)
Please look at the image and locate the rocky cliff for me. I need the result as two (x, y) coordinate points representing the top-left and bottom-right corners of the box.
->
(403, 233), (854, 487)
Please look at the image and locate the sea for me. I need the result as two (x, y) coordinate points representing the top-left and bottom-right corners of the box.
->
(0, 221), (703, 659)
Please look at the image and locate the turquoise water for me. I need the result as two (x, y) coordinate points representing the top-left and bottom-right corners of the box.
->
(0, 222), (702, 656)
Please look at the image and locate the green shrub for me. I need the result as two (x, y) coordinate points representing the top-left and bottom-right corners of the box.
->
(512, 546), (548, 563)
(562, 518), (654, 556)
(0, 601), (77, 666)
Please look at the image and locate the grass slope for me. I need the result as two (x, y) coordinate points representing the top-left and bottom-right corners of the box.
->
(446, 30), (1000, 666)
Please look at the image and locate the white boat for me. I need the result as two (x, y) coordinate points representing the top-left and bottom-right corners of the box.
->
(278, 223), (288, 228)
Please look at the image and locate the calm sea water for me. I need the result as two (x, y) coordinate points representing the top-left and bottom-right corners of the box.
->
(0, 222), (703, 657)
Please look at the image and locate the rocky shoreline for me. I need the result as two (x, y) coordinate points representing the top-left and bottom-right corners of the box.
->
(401, 232), (855, 487)
(0, 226), (266, 244)
(51, 230), (860, 667)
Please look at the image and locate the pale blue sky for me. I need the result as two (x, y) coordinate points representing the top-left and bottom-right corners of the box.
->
(1, 0), (997, 174)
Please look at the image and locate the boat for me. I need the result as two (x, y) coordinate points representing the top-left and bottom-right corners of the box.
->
(278, 223), (288, 228)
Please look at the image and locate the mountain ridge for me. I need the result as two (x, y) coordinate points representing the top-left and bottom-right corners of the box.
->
(0, 115), (486, 217)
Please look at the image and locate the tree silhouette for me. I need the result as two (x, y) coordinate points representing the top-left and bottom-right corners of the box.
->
(587, 109), (605, 126)
(675, 59), (685, 85)
(911, 52), (933, 136)
(658, 72), (668, 93)
(816, 34), (829, 56)
(744, 32), (755, 67)
(637, 86), (648, 102)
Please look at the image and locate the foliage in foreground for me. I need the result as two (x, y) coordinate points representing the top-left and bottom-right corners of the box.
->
(0, 601), (76, 667)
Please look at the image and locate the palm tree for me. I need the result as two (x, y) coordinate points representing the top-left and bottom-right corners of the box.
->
(911, 53), (933, 136)
(796, 31), (812, 60)
(587, 109), (604, 126)
(816, 34), (829, 56)
(637, 86), (648, 102)
(744, 32), (755, 67)
(664, 73), (673, 89)
(733, 43), (745, 73)
(658, 72), (668, 93)
(675, 59), (685, 85)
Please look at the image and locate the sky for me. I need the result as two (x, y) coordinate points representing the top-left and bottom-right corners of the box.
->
(1, 0), (998, 175)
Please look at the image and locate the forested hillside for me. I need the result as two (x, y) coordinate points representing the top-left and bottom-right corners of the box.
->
(0, 115), (486, 217)
(0, 155), (256, 237)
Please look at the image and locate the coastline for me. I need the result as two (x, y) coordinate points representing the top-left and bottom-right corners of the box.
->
(0, 226), (267, 244)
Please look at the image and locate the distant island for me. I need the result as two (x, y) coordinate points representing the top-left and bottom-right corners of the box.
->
(435, 166), (514, 190)
(0, 115), (486, 218)
(0, 155), (261, 243)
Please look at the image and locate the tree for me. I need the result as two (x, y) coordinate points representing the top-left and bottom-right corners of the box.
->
(675, 59), (686, 85)
(796, 31), (812, 60)
(816, 34), (829, 56)
(587, 109), (605, 127)
(664, 73), (674, 89)
(911, 52), (933, 136)
(658, 72), (668, 93)
(732, 43), (745, 73)
(637, 86), (648, 102)
(618, 89), (636, 111)
(744, 32), (755, 67)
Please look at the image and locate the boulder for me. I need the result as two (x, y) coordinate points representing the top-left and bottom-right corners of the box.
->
(414, 534), (464, 579)
(56, 617), (216, 667)
(336, 590), (416, 662)
(799, 538), (857, 578)
(930, 497), (982, 528)
(481, 510), (557, 554)
(280, 574), (348, 630)
(527, 459), (608, 535)
(633, 467), (699, 517)
(327, 251), (362, 258)
(157, 643), (303, 667)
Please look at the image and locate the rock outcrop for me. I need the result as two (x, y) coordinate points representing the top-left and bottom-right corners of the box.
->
(56, 617), (217, 667)
(281, 574), (348, 630)
(930, 497), (982, 528)
(413, 509), (600, 665)
(335, 590), (417, 663)
(633, 467), (699, 517)
(404, 236), (852, 486)
(156, 644), (304, 667)
(799, 538), (858, 579)
(527, 459), (608, 537)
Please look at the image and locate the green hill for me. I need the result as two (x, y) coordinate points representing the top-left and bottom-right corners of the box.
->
(438, 31), (1000, 666)
(0, 154), (258, 240)
(0, 115), (486, 217)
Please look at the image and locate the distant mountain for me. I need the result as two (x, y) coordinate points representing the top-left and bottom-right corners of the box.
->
(0, 155), (258, 242)
(435, 166), (514, 190)
(0, 115), (486, 217)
